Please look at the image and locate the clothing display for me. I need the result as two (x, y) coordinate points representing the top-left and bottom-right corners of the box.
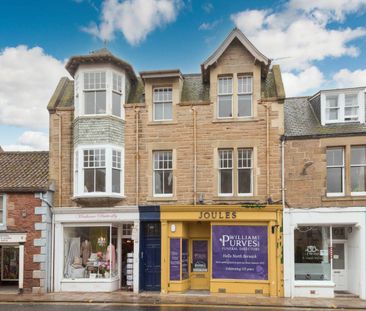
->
(106, 244), (116, 270)
(81, 240), (92, 265)
(64, 237), (81, 278)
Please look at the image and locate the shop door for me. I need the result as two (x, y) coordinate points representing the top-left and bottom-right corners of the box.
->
(141, 222), (161, 291)
(332, 242), (347, 291)
(190, 240), (209, 290)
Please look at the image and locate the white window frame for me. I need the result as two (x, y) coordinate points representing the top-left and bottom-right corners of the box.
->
(153, 150), (173, 197)
(344, 93), (359, 122)
(322, 89), (366, 125)
(350, 146), (366, 196)
(0, 194), (6, 230)
(218, 149), (233, 196)
(326, 147), (345, 197)
(153, 88), (173, 121)
(83, 71), (107, 116)
(83, 148), (106, 193)
(74, 145), (124, 198)
(237, 148), (253, 196)
(112, 149), (122, 194)
(112, 72), (123, 118)
(217, 76), (233, 119)
(237, 75), (253, 118)
(75, 68), (125, 119)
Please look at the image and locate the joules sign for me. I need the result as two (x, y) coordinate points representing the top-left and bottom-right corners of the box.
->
(198, 211), (237, 220)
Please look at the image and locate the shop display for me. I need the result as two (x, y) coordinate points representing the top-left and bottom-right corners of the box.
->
(1, 246), (19, 281)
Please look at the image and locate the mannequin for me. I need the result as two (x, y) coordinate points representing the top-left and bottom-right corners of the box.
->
(81, 239), (92, 266)
(106, 243), (116, 271)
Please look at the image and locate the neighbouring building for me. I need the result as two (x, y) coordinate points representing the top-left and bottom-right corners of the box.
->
(283, 87), (366, 299)
(0, 150), (52, 293)
(48, 28), (286, 296)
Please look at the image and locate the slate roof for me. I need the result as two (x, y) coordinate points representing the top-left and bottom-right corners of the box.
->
(285, 97), (366, 138)
(181, 74), (210, 102)
(0, 152), (49, 192)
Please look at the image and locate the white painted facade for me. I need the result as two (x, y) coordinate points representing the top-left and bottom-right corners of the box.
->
(284, 207), (366, 299)
(53, 207), (140, 293)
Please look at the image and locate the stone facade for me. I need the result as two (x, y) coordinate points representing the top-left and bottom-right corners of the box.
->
(285, 135), (366, 208)
(123, 39), (284, 206)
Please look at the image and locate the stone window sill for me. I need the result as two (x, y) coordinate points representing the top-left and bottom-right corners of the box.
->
(213, 196), (261, 202)
(321, 195), (366, 202)
(212, 117), (261, 124)
(147, 196), (178, 202)
(147, 121), (178, 126)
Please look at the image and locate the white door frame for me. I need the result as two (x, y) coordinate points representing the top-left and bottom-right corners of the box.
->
(332, 240), (347, 291)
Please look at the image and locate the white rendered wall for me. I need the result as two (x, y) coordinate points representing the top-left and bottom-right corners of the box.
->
(284, 207), (366, 299)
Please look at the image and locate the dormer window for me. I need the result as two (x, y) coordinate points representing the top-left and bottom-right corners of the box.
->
(153, 88), (173, 121)
(322, 89), (365, 125)
(84, 72), (106, 115)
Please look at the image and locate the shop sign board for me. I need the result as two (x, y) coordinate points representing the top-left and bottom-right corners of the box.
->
(192, 240), (208, 272)
(182, 239), (189, 279)
(212, 225), (268, 280)
(170, 238), (180, 281)
(0, 233), (26, 243)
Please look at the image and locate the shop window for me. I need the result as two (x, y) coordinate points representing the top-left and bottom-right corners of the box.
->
(294, 226), (331, 281)
(237, 75), (252, 117)
(218, 77), (233, 118)
(153, 88), (172, 121)
(351, 146), (366, 194)
(326, 147), (344, 196)
(0, 194), (5, 228)
(63, 226), (117, 280)
(83, 149), (106, 193)
(238, 148), (253, 195)
(153, 150), (173, 196)
(1, 246), (19, 281)
(218, 149), (233, 195)
(84, 72), (106, 115)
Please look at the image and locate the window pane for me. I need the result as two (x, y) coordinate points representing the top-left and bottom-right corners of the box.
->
(84, 92), (95, 114)
(112, 92), (121, 117)
(351, 146), (366, 165)
(238, 169), (251, 194)
(294, 226), (331, 281)
(326, 108), (338, 121)
(326, 148), (343, 166)
(351, 166), (366, 192)
(327, 167), (343, 193)
(326, 96), (338, 108)
(218, 95), (232, 117)
(95, 91), (106, 114)
(154, 170), (163, 194)
(112, 169), (121, 193)
(95, 168), (106, 192)
(84, 169), (94, 192)
(238, 76), (252, 94)
(154, 103), (164, 120)
(220, 169), (232, 194)
(164, 171), (173, 194)
(164, 102), (172, 120)
(238, 94), (252, 117)
(345, 94), (358, 107)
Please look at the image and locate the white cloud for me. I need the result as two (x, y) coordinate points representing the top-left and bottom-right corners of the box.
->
(231, 1), (366, 71)
(0, 45), (67, 130)
(198, 19), (221, 31)
(202, 2), (213, 13)
(2, 130), (49, 151)
(333, 68), (366, 88)
(282, 66), (325, 96)
(82, 0), (182, 45)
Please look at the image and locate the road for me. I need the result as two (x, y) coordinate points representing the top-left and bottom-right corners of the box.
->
(0, 303), (362, 311)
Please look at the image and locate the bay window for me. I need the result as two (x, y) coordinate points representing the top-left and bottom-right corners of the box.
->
(153, 88), (172, 121)
(238, 148), (253, 195)
(238, 75), (252, 117)
(84, 72), (106, 115)
(326, 147), (344, 196)
(218, 77), (233, 118)
(112, 73), (122, 117)
(74, 146), (124, 197)
(351, 146), (366, 194)
(218, 149), (233, 195)
(153, 150), (173, 196)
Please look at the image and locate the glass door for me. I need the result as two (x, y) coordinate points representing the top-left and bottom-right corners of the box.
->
(190, 240), (209, 290)
(332, 242), (347, 291)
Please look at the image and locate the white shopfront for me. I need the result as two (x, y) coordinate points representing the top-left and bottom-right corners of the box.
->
(284, 207), (366, 299)
(53, 207), (139, 293)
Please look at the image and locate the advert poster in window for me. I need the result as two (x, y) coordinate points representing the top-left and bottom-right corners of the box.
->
(192, 240), (208, 272)
(182, 239), (189, 279)
(212, 225), (268, 280)
(170, 238), (180, 281)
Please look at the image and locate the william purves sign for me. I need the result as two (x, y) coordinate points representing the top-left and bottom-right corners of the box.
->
(212, 225), (268, 280)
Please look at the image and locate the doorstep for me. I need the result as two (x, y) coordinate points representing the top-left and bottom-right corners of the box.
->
(0, 291), (364, 309)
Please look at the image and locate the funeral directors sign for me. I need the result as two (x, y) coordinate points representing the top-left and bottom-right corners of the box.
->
(212, 225), (268, 280)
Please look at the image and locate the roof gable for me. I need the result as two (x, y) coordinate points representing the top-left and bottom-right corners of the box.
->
(201, 28), (270, 81)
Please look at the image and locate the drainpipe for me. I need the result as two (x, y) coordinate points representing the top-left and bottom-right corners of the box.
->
(135, 107), (140, 206)
(281, 136), (285, 210)
(191, 106), (197, 205)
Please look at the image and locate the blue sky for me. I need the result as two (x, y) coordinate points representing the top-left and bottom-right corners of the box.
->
(0, 0), (366, 150)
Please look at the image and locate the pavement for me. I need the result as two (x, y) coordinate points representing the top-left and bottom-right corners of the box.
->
(0, 291), (364, 310)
